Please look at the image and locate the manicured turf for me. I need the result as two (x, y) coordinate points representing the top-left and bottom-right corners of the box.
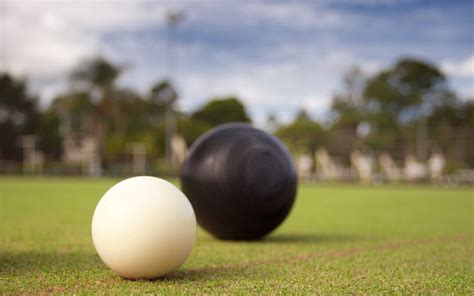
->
(1, 177), (473, 294)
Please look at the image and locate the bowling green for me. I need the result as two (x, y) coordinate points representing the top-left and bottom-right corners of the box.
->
(1, 177), (472, 294)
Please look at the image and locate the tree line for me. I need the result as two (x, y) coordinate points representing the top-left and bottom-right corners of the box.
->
(0, 56), (252, 169)
(0, 56), (472, 171)
(276, 59), (473, 170)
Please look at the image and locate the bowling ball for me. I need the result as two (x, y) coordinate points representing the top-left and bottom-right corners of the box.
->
(180, 123), (297, 240)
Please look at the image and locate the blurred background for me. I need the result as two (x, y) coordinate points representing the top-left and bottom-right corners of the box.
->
(0, 0), (472, 184)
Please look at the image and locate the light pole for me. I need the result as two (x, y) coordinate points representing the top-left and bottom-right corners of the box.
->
(164, 10), (185, 166)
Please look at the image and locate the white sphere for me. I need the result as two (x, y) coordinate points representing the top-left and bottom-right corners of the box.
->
(92, 176), (196, 279)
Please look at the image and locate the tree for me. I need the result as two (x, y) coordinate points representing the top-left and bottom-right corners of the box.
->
(364, 58), (447, 117)
(274, 109), (326, 155)
(0, 73), (39, 160)
(294, 109), (312, 122)
(68, 56), (123, 166)
(50, 92), (95, 133)
(331, 66), (365, 125)
(149, 80), (178, 109)
(177, 116), (210, 147)
(362, 58), (453, 159)
(328, 67), (366, 159)
(71, 56), (120, 89)
(427, 100), (474, 168)
(329, 59), (470, 168)
(191, 97), (251, 127)
(38, 110), (62, 160)
(149, 80), (179, 163)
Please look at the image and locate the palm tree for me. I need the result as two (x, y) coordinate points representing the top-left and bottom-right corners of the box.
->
(69, 56), (122, 168)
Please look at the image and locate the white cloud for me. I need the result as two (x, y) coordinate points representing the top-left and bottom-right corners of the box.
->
(173, 44), (381, 125)
(0, 0), (384, 121)
(3, 3), (93, 77)
(0, 1), (170, 102)
(0, 0), (471, 122)
(441, 55), (474, 77)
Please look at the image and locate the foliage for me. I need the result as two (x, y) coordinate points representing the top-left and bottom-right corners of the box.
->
(364, 58), (447, 120)
(328, 58), (469, 164)
(0, 55), (472, 169)
(71, 56), (121, 90)
(275, 109), (326, 154)
(191, 97), (252, 127)
(49, 91), (95, 134)
(427, 100), (474, 167)
(331, 66), (365, 121)
(149, 80), (178, 108)
(328, 67), (366, 158)
(38, 110), (62, 160)
(0, 73), (40, 160)
(39, 58), (253, 164)
(361, 58), (454, 157)
(54, 58), (167, 163)
(177, 116), (210, 146)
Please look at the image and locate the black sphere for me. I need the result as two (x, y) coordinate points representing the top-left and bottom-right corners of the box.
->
(180, 123), (297, 240)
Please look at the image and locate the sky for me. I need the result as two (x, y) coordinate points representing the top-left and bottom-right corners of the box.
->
(0, 0), (473, 125)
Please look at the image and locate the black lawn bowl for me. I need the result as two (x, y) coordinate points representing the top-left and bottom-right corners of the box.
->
(180, 123), (297, 240)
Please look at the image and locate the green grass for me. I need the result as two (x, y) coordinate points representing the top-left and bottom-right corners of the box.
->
(1, 177), (473, 294)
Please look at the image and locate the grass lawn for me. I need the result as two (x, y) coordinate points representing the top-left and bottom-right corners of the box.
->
(1, 177), (473, 294)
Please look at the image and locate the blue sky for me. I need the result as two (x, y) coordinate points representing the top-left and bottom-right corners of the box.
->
(1, 0), (473, 125)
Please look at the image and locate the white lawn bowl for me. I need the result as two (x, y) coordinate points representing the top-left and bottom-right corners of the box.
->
(92, 176), (196, 279)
